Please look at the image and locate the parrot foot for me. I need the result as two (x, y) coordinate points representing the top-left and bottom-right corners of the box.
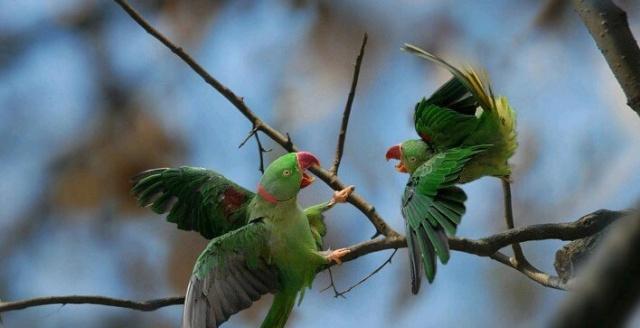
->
(325, 248), (351, 265)
(328, 185), (355, 206)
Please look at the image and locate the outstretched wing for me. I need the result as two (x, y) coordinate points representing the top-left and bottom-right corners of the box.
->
(402, 146), (488, 293)
(405, 44), (506, 151)
(132, 166), (254, 239)
(404, 44), (517, 178)
(183, 220), (279, 328)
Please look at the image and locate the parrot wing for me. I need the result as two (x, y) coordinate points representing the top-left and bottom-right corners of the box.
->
(402, 145), (488, 293)
(131, 166), (254, 239)
(303, 203), (329, 250)
(403, 43), (496, 113)
(183, 219), (279, 328)
(413, 98), (480, 151)
(403, 44), (517, 178)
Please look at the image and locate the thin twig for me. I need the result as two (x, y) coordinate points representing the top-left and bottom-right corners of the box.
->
(490, 252), (567, 290)
(238, 124), (271, 173)
(113, 0), (399, 238)
(502, 178), (526, 264)
(254, 131), (271, 174)
(320, 267), (346, 299)
(332, 249), (398, 298)
(330, 33), (368, 176)
(238, 126), (258, 149)
(0, 295), (184, 313)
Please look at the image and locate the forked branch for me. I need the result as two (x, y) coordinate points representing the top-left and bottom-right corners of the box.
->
(113, 0), (398, 238)
(0, 209), (624, 313)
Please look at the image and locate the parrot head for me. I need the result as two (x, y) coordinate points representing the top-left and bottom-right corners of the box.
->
(385, 139), (432, 174)
(257, 151), (320, 203)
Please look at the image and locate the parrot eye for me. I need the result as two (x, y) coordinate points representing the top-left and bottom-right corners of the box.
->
(282, 169), (292, 177)
(409, 157), (417, 163)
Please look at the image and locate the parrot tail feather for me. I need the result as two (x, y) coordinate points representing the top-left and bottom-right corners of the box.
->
(407, 227), (422, 294)
(260, 290), (297, 328)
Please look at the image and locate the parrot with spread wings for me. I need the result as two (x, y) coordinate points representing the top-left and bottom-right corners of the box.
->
(385, 44), (517, 294)
(132, 152), (354, 328)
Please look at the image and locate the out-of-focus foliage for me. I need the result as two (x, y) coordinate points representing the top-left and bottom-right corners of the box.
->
(1, 0), (639, 327)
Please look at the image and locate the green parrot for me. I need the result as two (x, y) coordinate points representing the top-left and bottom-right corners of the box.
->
(131, 152), (354, 328)
(385, 44), (517, 293)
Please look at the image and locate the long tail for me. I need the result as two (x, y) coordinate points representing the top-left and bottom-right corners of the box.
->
(406, 225), (424, 294)
(402, 43), (496, 115)
(260, 290), (297, 328)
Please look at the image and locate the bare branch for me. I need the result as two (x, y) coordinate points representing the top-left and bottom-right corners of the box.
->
(253, 131), (271, 174)
(337, 209), (623, 263)
(113, 0), (399, 238)
(501, 178), (526, 264)
(0, 295), (184, 313)
(320, 267), (346, 299)
(335, 209), (624, 289)
(453, 209), (624, 255)
(572, 0), (640, 116)
(554, 229), (605, 282)
(238, 124), (271, 174)
(238, 126), (259, 149)
(551, 209), (640, 326)
(489, 251), (566, 290)
(330, 33), (368, 176)
(331, 249), (398, 298)
(0, 209), (623, 314)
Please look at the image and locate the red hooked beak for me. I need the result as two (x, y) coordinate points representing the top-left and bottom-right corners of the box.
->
(385, 144), (402, 161)
(296, 151), (320, 188)
(385, 144), (408, 173)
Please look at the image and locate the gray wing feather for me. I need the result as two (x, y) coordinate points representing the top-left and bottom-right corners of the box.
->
(181, 222), (279, 328)
(182, 254), (279, 328)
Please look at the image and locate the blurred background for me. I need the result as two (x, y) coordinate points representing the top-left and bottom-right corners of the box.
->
(1, 0), (640, 327)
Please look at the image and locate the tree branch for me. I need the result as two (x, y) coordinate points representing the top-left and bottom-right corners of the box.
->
(253, 131), (271, 174)
(238, 124), (272, 174)
(489, 251), (567, 290)
(113, 0), (399, 238)
(0, 295), (184, 313)
(572, 0), (640, 116)
(501, 178), (526, 264)
(0, 209), (624, 313)
(551, 209), (640, 326)
(330, 33), (367, 176)
(334, 209), (624, 290)
(339, 209), (623, 262)
(323, 249), (398, 298)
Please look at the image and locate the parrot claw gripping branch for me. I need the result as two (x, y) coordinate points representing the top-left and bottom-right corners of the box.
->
(0, 0), (635, 325)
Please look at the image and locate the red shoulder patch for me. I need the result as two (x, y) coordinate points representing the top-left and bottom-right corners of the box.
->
(222, 187), (246, 217)
(419, 132), (432, 142)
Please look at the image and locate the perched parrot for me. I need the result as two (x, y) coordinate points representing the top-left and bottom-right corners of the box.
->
(131, 152), (354, 328)
(385, 44), (517, 294)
